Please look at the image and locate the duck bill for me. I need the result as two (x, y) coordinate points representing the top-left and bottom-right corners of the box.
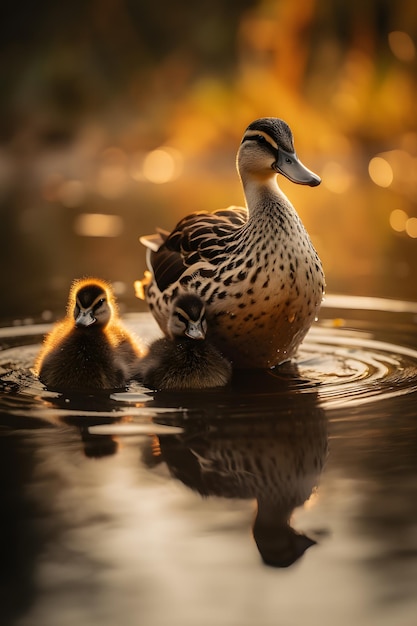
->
(274, 149), (321, 187)
(185, 322), (205, 340)
(75, 310), (96, 327)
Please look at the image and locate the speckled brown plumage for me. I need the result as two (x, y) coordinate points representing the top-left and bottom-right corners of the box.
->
(136, 118), (324, 368)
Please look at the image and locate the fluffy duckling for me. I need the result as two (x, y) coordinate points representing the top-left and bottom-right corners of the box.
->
(35, 278), (142, 392)
(137, 294), (232, 391)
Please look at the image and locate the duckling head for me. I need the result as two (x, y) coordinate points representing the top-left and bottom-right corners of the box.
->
(167, 294), (207, 341)
(237, 117), (321, 187)
(70, 279), (114, 329)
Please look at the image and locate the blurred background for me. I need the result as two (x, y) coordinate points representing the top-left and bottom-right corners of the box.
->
(0, 0), (416, 322)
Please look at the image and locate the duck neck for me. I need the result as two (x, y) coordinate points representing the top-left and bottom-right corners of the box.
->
(242, 174), (294, 222)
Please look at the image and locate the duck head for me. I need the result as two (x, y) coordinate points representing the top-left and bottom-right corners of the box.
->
(70, 279), (113, 329)
(237, 117), (321, 187)
(167, 294), (208, 340)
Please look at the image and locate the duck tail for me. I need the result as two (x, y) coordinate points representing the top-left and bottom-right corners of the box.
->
(139, 229), (168, 252)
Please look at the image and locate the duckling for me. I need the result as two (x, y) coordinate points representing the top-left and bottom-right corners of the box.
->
(34, 278), (142, 391)
(137, 294), (232, 390)
(136, 117), (324, 368)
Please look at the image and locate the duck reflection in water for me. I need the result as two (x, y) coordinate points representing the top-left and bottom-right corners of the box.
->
(143, 367), (328, 567)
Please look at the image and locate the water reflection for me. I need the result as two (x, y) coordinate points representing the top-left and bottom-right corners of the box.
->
(0, 300), (417, 625)
(142, 378), (327, 567)
(52, 397), (120, 459)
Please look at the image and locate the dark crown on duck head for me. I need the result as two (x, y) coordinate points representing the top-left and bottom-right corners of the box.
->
(245, 118), (294, 153)
(168, 293), (207, 340)
(76, 284), (107, 308)
(174, 294), (205, 322)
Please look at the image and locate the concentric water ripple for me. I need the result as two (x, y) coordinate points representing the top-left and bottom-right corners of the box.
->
(296, 327), (417, 408)
(0, 297), (417, 428)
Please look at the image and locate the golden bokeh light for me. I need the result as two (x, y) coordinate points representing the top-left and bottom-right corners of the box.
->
(142, 147), (183, 184)
(389, 209), (408, 232)
(388, 31), (416, 62)
(73, 213), (124, 237)
(368, 157), (393, 187)
(405, 217), (417, 238)
(3, 0), (417, 320)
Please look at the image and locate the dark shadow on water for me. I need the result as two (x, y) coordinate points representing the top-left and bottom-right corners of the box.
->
(142, 364), (328, 567)
(0, 433), (43, 625)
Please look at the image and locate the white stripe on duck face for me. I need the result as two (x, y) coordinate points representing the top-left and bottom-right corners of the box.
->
(242, 129), (279, 150)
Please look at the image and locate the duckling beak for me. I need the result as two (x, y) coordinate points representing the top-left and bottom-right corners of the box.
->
(273, 149), (321, 187)
(75, 310), (96, 327)
(185, 321), (205, 340)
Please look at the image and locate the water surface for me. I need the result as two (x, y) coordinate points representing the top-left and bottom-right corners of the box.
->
(0, 295), (416, 626)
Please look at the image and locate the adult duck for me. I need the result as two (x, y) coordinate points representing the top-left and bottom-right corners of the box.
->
(136, 117), (324, 368)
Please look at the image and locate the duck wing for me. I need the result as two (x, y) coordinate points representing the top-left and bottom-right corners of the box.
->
(146, 207), (248, 293)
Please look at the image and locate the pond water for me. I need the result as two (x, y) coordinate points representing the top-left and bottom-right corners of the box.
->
(0, 295), (416, 626)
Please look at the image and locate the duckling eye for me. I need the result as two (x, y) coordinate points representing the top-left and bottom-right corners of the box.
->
(94, 298), (106, 311)
(175, 312), (188, 325)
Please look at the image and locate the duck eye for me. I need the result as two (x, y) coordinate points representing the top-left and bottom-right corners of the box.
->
(175, 312), (188, 325)
(256, 135), (267, 144)
(94, 298), (106, 312)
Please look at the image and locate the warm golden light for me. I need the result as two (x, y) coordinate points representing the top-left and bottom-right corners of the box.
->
(388, 31), (416, 62)
(58, 180), (86, 208)
(73, 213), (124, 237)
(129, 152), (146, 182)
(95, 147), (129, 198)
(96, 165), (129, 199)
(142, 147), (183, 184)
(41, 173), (64, 202)
(111, 281), (128, 296)
(321, 161), (353, 193)
(405, 217), (417, 238)
(389, 209), (408, 232)
(368, 157), (393, 187)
